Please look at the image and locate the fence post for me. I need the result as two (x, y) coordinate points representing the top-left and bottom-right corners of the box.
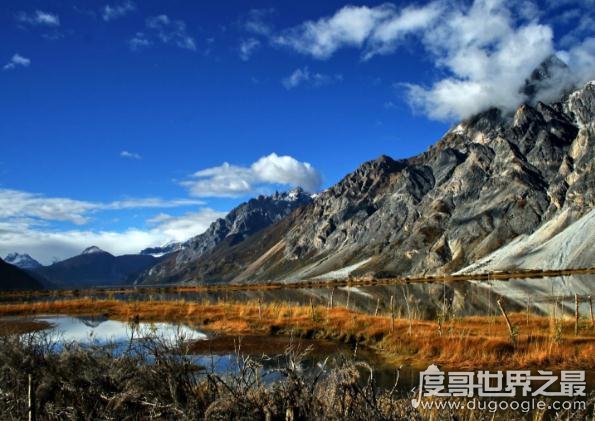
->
(390, 295), (395, 333)
(589, 295), (594, 329)
(575, 294), (579, 336)
(28, 374), (36, 421)
(526, 293), (530, 326)
(329, 288), (335, 309)
(497, 298), (515, 344)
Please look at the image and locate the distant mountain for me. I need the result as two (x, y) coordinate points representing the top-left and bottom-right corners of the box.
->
(137, 187), (313, 284)
(34, 246), (157, 288)
(81, 246), (105, 255)
(0, 258), (44, 291)
(138, 78), (595, 285)
(4, 253), (42, 270)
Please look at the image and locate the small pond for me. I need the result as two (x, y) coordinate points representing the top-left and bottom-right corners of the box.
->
(1, 315), (411, 391)
(32, 315), (207, 344)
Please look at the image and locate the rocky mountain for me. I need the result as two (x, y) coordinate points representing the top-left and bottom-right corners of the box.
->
(4, 253), (42, 270)
(35, 246), (157, 288)
(139, 79), (594, 285)
(0, 258), (44, 291)
(138, 187), (313, 284)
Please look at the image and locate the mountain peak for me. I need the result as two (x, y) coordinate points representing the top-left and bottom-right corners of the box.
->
(81, 246), (106, 255)
(271, 186), (311, 202)
(4, 253), (42, 270)
(522, 55), (573, 103)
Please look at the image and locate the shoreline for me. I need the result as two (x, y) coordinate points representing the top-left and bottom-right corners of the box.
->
(1, 297), (594, 371)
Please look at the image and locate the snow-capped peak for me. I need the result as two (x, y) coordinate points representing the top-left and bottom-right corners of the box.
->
(4, 253), (42, 270)
(139, 241), (183, 257)
(287, 188), (301, 201)
(81, 246), (105, 255)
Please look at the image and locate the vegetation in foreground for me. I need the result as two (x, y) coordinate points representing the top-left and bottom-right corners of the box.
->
(1, 298), (594, 370)
(0, 332), (593, 420)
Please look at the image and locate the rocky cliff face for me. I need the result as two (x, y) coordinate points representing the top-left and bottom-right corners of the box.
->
(140, 81), (594, 285)
(278, 81), (594, 280)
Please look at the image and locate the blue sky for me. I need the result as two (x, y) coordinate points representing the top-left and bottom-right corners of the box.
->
(0, 0), (593, 263)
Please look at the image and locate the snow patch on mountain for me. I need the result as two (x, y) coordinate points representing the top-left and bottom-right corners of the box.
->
(81, 246), (106, 255)
(458, 208), (595, 273)
(4, 253), (42, 270)
(313, 258), (372, 280)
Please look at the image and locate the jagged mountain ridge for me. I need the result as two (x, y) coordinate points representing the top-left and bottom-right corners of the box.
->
(137, 80), (594, 285)
(138, 187), (313, 284)
(4, 253), (42, 270)
(140, 241), (183, 257)
(35, 247), (157, 288)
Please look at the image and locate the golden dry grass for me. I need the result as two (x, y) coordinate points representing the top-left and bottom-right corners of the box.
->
(1, 297), (594, 370)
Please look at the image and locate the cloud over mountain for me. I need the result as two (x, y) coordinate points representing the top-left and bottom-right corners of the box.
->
(182, 153), (323, 197)
(272, 0), (595, 120)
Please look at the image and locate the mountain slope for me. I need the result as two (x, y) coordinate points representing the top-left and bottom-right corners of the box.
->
(0, 258), (44, 291)
(140, 80), (594, 285)
(139, 188), (312, 284)
(35, 247), (157, 288)
(459, 207), (595, 273)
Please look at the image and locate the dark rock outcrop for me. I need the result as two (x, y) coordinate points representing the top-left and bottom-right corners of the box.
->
(0, 258), (44, 291)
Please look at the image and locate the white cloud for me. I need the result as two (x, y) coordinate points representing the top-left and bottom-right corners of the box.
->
(274, 4), (392, 59)
(182, 153), (322, 197)
(147, 209), (226, 242)
(273, 0), (595, 121)
(0, 189), (95, 225)
(364, 3), (443, 59)
(0, 208), (224, 264)
(0, 189), (218, 264)
(129, 32), (152, 50)
(143, 15), (196, 51)
(102, 1), (136, 22)
(0, 188), (204, 226)
(102, 198), (204, 210)
(273, 3), (441, 60)
(282, 66), (342, 89)
(239, 38), (260, 61)
(16, 10), (60, 27)
(120, 150), (142, 160)
(406, 0), (563, 120)
(183, 163), (255, 197)
(244, 8), (275, 36)
(251, 153), (322, 191)
(3, 54), (31, 71)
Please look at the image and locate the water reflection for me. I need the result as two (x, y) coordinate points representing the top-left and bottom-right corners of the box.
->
(2, 274), (594, 320)
(35, 315), (207, 344)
